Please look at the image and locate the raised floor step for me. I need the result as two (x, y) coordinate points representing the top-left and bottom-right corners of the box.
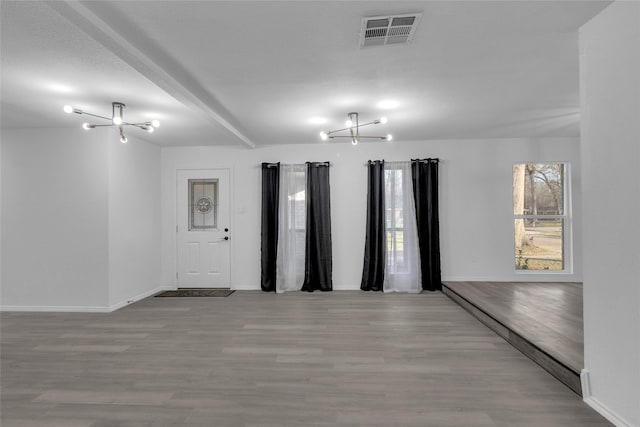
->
(442, 282), (582, 396)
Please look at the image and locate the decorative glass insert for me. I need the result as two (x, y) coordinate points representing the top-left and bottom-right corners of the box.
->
(189, 179), (218, 231)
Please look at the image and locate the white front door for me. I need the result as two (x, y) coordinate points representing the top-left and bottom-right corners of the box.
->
(177, 169), (230, 287)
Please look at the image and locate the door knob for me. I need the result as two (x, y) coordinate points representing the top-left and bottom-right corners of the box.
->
(224, 228), (229, 232)
(224, 236), (229, 241)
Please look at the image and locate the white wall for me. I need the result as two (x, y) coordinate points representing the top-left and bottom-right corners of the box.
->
(1, 128), (110, 309)
(1, 127), (162, 311)
(580, 2), (640, 426)
(160, 137), (582, 289)
(107, 130), (162, 308)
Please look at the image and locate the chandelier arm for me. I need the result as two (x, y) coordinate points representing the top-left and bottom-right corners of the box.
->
(357, 120), (381, 127)
(82, 112), (112, 121)
(80, 123), (150, 129)
(327, 126), (353, 134)
(329, 135), (388, 139)
(119, 122), (144, 128)
(325, 121), (381, 135)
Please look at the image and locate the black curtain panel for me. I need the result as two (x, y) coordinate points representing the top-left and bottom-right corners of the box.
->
(302, 162), (333, 292)
(411, 159), (442, 291)
(360, 160), (385, 291)
(260, 163), (280, 292)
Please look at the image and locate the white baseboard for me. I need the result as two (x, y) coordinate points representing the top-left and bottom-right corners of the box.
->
(1, 286), (174, 313)
(230, 283), (259, 290)
(108, 286), (173, 312)
(581, 369), (635, 427)
(0, 305), (111, 313)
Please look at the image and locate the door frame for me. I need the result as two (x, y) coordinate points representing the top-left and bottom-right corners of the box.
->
(174, 168), (232, 288)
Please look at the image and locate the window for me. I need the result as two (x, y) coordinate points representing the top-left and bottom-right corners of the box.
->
(513, 163), (569, 271)
(385, 168), (407, 272)
(276, 165), (307, 292)
(383, 162), (420, 286)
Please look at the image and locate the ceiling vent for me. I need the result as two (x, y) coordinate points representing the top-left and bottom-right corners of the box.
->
(360, 14), (422, 48)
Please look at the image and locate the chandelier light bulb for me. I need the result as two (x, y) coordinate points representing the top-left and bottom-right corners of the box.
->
(151, 119), (160, 128)
(386, 134), (393, 141)
(345, 119), (353, 128)
(82, 123), (92, 130)
(380, 116), (388, 124)
(147, 126), (154, 133)
(319, 131), (328, 141)
(64, 105), (82, 114)
(351, 138), (358, 146)
(113, 116), (123, 125)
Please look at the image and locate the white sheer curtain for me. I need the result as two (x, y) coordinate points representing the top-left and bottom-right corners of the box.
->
(276, 164), (307, 293)
(383, 161), (421, 293)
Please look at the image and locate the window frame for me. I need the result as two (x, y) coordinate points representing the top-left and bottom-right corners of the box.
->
(512, 162), (572, 274)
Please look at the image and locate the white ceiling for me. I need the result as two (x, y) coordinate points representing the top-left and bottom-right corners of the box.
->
(1, 1), (611, 147)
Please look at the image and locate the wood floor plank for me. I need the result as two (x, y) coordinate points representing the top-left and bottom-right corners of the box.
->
(1, 291), (609, 426)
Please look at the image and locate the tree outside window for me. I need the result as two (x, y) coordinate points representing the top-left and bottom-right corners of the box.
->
(513, 163), (568, 271)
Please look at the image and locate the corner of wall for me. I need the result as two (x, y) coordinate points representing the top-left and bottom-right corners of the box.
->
(580, 1), (640, 425)
(582, 368), (635, 427)
(107, 133), (163, 306)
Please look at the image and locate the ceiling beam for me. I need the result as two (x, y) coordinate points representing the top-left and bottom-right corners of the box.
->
(47, 1), (255, 148)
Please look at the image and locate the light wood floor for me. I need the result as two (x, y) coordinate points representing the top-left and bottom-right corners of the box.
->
(443, 282), (583, 373)
(1, 291), (609, 426)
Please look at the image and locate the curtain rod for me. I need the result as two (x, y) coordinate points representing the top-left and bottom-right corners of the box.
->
(306, 161), (331, 167)
(363, 158), (440, 166)
(261, 162), (332, 168)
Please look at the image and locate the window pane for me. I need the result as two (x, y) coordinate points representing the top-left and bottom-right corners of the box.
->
(386, 230), (407, 272)
(287, 171), (306, 230)
(514, 218), (564, 270)
(189, 179), (218, 230)
(384, 169), (404, 229)
(513, 163), (564, 216)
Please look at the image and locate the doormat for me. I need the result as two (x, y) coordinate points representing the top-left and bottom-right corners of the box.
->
(155, 289), (235, 297)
